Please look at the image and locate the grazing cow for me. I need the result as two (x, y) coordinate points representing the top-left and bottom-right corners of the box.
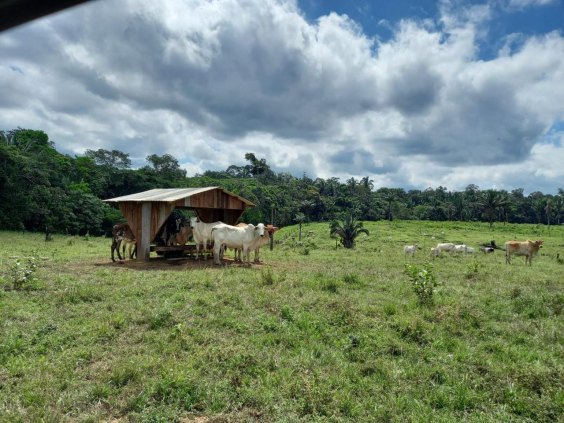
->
(212, 223), (266, 265)
(404, 245), (418, 257)
(189, 217), (224, 260)
(430, 247), (440, 258)
(466, 246), (475, 254)
(111, 223), (136, 262)
(505, 240), (544, 265)
(453, 244), (468, 255)
(480, 246), (495, 254)
(435, 243), (455, 254)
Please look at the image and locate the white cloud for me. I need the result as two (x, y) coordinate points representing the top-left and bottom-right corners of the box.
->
(0, 0), (563, 193)
(506, 0), (556, 11)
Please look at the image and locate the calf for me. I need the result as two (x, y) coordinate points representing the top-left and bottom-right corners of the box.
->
(505, 240), (543, 265)
(404, 245), (418, 257)
(111, 223), (136, 262)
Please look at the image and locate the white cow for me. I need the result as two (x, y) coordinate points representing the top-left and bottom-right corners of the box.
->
(189, 217), (224, 260)
(453, 244), (468, 254)
(212, 223), (266, 265)
(466, 246), (475, 254)
(430, 247), (440, 258)
(232, 224), (278, 263)
(404, 245), (418, 257)
(435, 243), (455, 254)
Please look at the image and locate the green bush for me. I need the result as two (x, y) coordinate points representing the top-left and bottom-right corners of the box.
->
(404, 262), (437, 305)
(9, 257), (38, 290)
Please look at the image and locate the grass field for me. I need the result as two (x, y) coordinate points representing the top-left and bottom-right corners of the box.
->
(1, 221), (563, 422)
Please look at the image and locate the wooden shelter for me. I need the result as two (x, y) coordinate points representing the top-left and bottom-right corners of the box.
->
(104, 187), (255, 260)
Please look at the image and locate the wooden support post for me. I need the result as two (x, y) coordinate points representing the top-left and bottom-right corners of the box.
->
(139, 202), (152, 260)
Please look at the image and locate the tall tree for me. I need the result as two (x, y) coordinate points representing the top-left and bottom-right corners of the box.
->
(482, 190), (500, 230)
(144, 153), (187, 181)
(85, 149), (131, 169)
(545, 198), (553, 227)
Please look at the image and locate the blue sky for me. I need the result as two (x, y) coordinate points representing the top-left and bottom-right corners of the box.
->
(0, 0), (563, 194)
(300, 0), (564, 58)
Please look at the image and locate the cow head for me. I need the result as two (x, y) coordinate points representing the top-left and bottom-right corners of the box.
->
(265, 225), (279, 234)
(255, 223), (266, 237)
(189, 216), (199, 229)
(535, 240), (544, 249)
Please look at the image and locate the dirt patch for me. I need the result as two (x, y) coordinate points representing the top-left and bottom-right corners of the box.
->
(91, 257), (269, 271)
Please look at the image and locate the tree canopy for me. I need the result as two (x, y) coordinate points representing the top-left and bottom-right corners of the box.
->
(1, 127), (562, 235)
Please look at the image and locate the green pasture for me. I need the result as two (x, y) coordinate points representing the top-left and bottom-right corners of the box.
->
(1, 221), (563, 422)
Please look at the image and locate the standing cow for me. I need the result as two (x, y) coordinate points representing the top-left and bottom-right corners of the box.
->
(190, 216), (225, 260)
(505, 240), (543, 265)
(211, 223), (266, 265)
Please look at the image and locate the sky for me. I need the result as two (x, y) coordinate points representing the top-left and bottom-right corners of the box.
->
(1, 0), (563, 194)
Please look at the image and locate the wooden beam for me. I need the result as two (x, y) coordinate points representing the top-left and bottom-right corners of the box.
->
(139, 202), (152, 260)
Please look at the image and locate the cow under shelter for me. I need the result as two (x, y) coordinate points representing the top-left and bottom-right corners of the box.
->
(104, 187), (255, 260)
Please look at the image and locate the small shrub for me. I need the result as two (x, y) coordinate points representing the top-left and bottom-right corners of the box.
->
(404, 262), (437, 305)
(465, 259), (481, 279)
(9, 257), (38, 290)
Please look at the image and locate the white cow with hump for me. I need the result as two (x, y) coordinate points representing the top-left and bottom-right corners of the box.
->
(435, 243), (455, 254)
(232, 224), (279, 263)
(189, 217), (224, 260)
(212, 223), (266, 265)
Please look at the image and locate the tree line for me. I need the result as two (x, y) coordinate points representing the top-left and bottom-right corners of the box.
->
(1, 128), (562, 236)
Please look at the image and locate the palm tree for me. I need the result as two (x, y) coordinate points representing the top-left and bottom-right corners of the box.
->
(295, 212), (305, 241)
(481, 190), (500, 230)
(554, 195), (564, 225)
(545, 199), (552, 227)
(329, 214), (369, 249)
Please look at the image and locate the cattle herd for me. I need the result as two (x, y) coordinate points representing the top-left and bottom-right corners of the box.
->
(111, 216), (278, 265)
(111, 215), (544, 267)
(404, 239), (544, 266)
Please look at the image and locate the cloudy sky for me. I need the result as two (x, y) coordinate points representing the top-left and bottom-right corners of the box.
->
(1, 0), (563, 194)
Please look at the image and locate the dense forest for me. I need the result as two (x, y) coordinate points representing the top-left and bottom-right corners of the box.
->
(1, 128), (563, 236)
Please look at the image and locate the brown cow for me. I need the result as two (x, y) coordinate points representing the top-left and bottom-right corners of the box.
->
(111, 223), (136, 262)
(505, 240), (543, 265)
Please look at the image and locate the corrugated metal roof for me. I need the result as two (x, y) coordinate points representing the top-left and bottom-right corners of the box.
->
(104, 187), (255, 206)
